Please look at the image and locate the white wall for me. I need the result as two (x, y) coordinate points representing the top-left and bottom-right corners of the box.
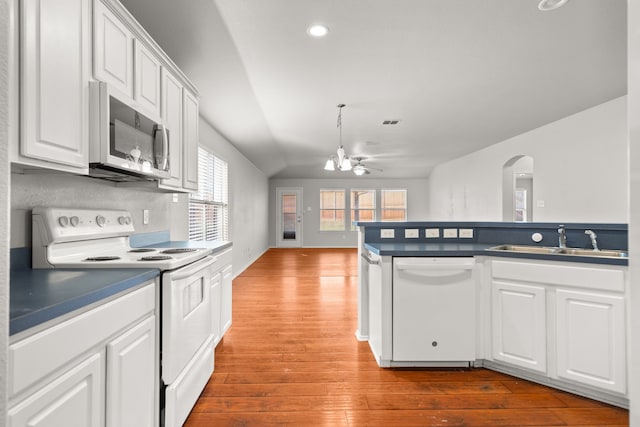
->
(1, 0), (10, 419)
(428, 96), (628, 223)
(268, 178), (429, 247)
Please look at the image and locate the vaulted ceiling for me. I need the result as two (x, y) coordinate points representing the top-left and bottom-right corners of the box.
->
(121, 0), (626, 179)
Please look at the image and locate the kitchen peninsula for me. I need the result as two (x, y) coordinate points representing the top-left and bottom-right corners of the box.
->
(357, 221), (629, 408)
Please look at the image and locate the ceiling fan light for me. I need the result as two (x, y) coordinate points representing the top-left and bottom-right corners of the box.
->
(340, 157), (352, 171)
(353, 166), (366, 176)
(324, 158), (335, 171)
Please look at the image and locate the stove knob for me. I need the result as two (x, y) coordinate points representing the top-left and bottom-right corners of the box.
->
(69, 216), (80, 227)
(118, 216), (126, 225)
(58, 216), (69, 227)
(96, 215), (106, 227)
(125, 216), (132, 225)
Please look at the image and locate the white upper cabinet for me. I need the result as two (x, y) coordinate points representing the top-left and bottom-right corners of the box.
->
(183, 89), (199, 191)
(160, 70), (184, 189)
(94, 0), (134, 98)
(134, 39), (161, 118)
(18, 0), (90, 172)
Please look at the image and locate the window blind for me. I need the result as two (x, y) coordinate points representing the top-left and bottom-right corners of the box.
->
(189, 147), (229, 241)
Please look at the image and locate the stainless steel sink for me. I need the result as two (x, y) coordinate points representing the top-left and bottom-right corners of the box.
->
(558, 248), (628, 258)
(487, 245), (628, 259)
(487, 244), (562, 254)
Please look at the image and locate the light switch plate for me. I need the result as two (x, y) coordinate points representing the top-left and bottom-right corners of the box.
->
(404, 229), (419, 238)
(443, 228), (458, 238)
(425, 228), (440, 238)
(143, 209), (149, 225)
(380, 229), (395, 238)
(459, 228), (474, 238)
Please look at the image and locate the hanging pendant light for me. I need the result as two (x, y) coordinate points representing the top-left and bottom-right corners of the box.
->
(323, 104), (353, 172)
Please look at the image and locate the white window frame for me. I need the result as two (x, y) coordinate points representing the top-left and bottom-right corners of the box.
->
(320, 189), (346, 231)
(381, 189), (407, 222)
(189, 146), (229, 241)
(350, 189), (376, 230)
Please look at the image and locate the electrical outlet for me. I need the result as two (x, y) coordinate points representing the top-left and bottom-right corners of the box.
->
(425, 228), (440, 238)
(143, 209), (149, 225)
(404, 229), (419, 238)
(459, 229), (474, 238)
(443, 228), (458, 238)
(380, 229), (395, 238)
(172, 194), (179, 203)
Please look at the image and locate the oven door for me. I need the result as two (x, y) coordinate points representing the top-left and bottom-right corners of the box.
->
(162, 256), (214, 384)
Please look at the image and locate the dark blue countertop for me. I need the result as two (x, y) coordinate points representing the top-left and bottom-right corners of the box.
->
(10, 268), (159, 336)
(364, 242), (628, 266)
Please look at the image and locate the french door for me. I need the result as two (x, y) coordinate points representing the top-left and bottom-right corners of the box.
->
(276, 188), (303, 247)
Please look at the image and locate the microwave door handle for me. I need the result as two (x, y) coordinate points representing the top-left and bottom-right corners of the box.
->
(155, 124), (169, 171)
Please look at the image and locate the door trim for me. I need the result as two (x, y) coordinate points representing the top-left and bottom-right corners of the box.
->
(276, 187), (303, 248)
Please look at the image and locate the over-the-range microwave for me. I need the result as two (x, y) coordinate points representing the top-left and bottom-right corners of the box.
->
(89, 81), (171, 181)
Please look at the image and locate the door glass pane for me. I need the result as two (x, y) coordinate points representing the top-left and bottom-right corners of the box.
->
(282, 194), (297, 240)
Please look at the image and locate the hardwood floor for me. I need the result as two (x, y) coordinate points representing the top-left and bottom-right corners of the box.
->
(184, 248), (629, 426)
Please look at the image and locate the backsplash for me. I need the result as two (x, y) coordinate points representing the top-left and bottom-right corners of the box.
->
(11, 173), (172, 248)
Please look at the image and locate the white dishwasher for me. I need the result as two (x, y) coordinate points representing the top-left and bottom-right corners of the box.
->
(393, 257), (476, 365)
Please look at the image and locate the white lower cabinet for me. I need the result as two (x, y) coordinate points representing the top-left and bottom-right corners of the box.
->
(210, 271), (222, 345)
(492, 281), (547, 373)
(106, 315), (157, 427)
(210, 249), (233, 347)
(9, 282), (157, 427)
(8, 352), (104, 427)
(221, 264), (233, 336)
(488, 258), (627, 401)
(555, 289), (626, 394)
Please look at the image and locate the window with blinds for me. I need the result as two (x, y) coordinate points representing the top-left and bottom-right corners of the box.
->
(320, 189), (345, 231)
(381, 189), (407, 221)
(189, 147), (229, 241)
(350, 189), (375, 230)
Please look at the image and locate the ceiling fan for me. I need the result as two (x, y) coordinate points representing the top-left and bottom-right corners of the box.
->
(351, 157), (383, 176)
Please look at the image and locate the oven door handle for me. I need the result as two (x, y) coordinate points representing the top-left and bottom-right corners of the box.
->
(168, 255), (215, 280)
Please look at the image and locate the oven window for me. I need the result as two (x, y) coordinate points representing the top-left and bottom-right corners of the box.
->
(189, 147), (229, 241)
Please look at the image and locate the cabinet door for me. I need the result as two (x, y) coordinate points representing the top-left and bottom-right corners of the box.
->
(160, 70), (184, 189)
(106, 315), (157, 427)
(20, 0), (89, 170)
(492, 281), (547, 373)
(221, 265), (233, 336)
(134, 39), (161, 118)
(556, 289), (626, 394)
(182, 89), (199, 191)
(94, 0), (134, 98)
(211, 271), (222, 346)
(8, 352), (103, 427)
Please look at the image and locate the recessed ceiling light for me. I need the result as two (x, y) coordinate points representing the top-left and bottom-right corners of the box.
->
(307, 24), (329, 37)
(538, 0), (569, 11)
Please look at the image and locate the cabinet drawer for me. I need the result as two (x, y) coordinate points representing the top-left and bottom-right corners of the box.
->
(211, 248), (232, 271)
(491, 260), (625, 292)
(9, 282), (155, 397)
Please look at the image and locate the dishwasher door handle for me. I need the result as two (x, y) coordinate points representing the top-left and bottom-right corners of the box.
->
(361, 254), (381, 265)
(394, 262), (474, 272)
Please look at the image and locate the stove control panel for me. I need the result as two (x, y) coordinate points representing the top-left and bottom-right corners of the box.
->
(33, 207), (135, 244)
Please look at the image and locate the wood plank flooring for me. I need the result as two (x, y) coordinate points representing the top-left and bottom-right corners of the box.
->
(184, 248), (629, 426)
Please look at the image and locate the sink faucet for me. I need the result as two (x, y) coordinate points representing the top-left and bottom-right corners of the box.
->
(558, 225), (567, 248)
(585, 230), (599, 251)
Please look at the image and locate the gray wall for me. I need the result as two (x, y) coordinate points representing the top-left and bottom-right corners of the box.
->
(170, 117), (269, 274)
(428, 97), (628, 223)
(268, 178), (429, 247)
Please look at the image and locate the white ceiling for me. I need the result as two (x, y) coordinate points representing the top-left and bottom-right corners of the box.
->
(121, 0), (626, 179)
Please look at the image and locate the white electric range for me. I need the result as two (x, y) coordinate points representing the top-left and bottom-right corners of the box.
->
(32, 207), (216, 427)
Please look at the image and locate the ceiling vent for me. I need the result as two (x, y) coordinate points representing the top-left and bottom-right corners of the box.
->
(382, 120), (400, 125)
